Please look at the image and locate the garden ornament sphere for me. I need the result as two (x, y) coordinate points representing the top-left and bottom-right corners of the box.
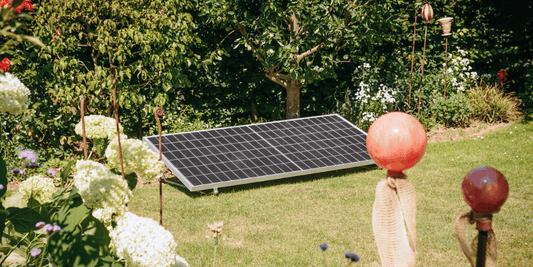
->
(366, 112), (427, 174)
(462, 166), (509, 214)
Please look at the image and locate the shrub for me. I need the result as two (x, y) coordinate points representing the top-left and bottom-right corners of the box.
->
(467, 80), (522, 123)
(430, 93), (473, 127)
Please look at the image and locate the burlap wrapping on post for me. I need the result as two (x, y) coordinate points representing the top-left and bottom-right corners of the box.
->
(455, 211), (498, 267)
(373, 177), (416, 267)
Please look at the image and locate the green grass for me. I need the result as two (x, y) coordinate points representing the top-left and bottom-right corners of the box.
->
(129, 121), (533, 266)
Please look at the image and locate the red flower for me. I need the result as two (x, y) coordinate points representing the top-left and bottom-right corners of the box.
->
(0, 0), (33, 13)
(15, 0), (32, 13)
(0, 58), (10, 72)
(0, 0), (10, 8)
(52, 30), (61, 39)
(498, 70), (508, 84)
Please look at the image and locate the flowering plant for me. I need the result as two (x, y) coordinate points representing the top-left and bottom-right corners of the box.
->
(19, 175), (56, 203)
(445, 48), (479, 92)
(105, 136), (165, 182)
(0, 72), (31, 115)
(74, 115), (123, 140)
(109, 212), (189, 267)
(73, 160), (132, 212)
(498, 70), (508, 84)
(0, 57), (10, 72)
(333, 63), (398, 130)
(0, 0), (33, 13)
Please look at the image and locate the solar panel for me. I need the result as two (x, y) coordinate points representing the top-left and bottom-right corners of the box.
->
(143, 114), (373, 191)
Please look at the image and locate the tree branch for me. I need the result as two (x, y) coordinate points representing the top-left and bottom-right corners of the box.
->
(265, 73), (287, 88)
(236, 21), (265, 62)
(296, 43), (325, 63)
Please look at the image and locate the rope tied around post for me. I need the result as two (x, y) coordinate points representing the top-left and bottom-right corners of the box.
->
(373, 172), (417, 267)
(455, 210), (498, 267)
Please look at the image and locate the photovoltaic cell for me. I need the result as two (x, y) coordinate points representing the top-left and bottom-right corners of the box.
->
(143, 114), (373, 191)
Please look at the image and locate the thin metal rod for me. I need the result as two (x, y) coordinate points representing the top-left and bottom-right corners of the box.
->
(408, 7), (419, 108)
(417, 24), (428, 117)
(81, 97), (88, 160)
(444, 37), (448, 101)
(160, 179), (163, 225)
(476, 230), (488, 267)
(155, 107), (164, 225)
(111, 66), (125, 181)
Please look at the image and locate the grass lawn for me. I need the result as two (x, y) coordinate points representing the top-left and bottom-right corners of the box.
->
(129, 120), (533, 266)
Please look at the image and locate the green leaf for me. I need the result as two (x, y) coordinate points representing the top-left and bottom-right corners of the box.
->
(61, 160), (76, 188)
(0, 157), (7, 198)
(6, 207), (43, 233)
(125, 172), (137, 191)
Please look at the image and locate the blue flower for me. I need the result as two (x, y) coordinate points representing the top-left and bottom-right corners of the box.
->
(0, 184), (3, 190)
(43, 224), (53, 232)
(319, 242), (329, 252)
(47, 169), (57, 176)
(31, 248), (40, 257)
(19, 150), (37, 163)
(52, 225), (62, 232)
(345, 252), (360, 262)
(35, 221), (46, 228)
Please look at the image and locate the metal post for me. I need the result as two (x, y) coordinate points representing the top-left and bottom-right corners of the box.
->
(476, 230), (488, 267)
(155, 107), (164, 225)
(408, 7), (419, 108)
(81, 97), (88, 160)
(111, 66), (125, 181)
(418, 24), (428, 117)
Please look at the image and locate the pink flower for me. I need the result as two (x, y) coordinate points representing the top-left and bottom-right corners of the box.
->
(35, 221), (46, 228)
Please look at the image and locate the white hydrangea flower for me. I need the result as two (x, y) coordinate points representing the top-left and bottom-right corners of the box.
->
(92, 206), (126, 227)
(110, 212), (187, 267)
(105, 136), (165, 182)
(19, 175), (56, 203)
(73, 160), (132, 211)
(74, 115), (123, 139)
(0, 73), (31, 115)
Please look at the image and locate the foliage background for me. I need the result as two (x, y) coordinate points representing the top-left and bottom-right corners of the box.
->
(1, 0), (532, 158)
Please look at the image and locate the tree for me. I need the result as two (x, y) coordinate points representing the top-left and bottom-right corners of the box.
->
(24, 0), (199, 140)
(205, 0), (381, 119)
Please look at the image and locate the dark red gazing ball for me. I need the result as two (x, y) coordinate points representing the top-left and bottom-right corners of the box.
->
(462, 166), (509, 213)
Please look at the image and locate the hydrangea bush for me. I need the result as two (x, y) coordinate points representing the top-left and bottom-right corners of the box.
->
(105, 136), (165, 182)
(73, 160), (132, 212)
(19, 175), (56, 203)
(109, 212), (189, 267)
(0, 73), (31, 115)
(74, 115), (123, 139)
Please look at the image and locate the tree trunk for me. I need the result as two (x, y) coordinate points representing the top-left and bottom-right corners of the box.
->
(250, 97), (258, 122)
(286, 79), (303, 119)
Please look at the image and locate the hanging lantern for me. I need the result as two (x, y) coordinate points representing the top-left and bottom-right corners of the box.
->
(438, 17), (453, 36)
(421, 2), (434, 24)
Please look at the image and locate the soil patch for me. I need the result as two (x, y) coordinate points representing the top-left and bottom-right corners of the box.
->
(426, 121), (511, 142)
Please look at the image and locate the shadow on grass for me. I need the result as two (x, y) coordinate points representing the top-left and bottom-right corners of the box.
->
(163, 164), (378, 198)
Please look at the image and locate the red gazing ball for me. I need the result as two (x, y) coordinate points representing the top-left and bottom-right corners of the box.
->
(366, 112), (427, 172)
(462, 166), (509, 213)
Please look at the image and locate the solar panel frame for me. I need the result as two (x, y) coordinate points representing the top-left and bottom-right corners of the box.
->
(143, 114), (373, 191)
